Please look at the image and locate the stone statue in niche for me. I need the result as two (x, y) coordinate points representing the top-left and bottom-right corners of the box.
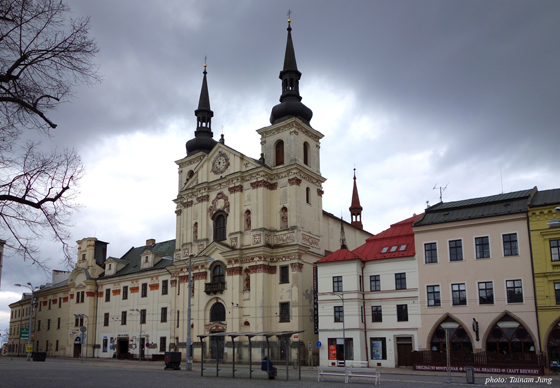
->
(193, 222), (198, 241)
(245, 210), (251, 231)
(243, 268), (250, 292)
(280, 207), (288, 229)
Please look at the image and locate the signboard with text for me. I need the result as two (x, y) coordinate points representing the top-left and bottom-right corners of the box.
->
(20, 328), (29, 339)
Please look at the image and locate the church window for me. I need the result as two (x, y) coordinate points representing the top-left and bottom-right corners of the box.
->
(303, 142), (309, 166)
(212, 264), (225, 283)
(279, 266), (289, 284)
(289, 78), (294, 90)
(306, 187), (310, 204)
(279, 302), (290, 322)
(275, 140), (284, 166)
(210, 302), (225, 322)
(213, 213), (226, 241)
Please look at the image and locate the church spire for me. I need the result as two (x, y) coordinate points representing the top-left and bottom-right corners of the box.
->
(350, 169), (363, 230)
(269, 17), (313, 126)
(186, 62), (218, 156)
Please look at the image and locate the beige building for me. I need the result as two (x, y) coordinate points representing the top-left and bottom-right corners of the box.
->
(413, 188), (540, 357)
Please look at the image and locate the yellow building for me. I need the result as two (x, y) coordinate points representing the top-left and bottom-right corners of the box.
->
(528, 188), (560, 368)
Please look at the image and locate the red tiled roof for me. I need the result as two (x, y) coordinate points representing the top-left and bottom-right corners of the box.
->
(315, 248), (366, 264)
(316, 214), (422, 264)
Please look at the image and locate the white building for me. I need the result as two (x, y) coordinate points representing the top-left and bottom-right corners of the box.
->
(316, 214), (421, 368)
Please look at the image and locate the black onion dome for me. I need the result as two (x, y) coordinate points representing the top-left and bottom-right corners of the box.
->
(186, 64), (217, 156)
(269, 19), (313, 126)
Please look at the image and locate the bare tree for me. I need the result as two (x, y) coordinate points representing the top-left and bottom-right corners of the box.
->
(0, 0), (99, 266)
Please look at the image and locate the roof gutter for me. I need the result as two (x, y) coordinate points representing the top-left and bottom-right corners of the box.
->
(361, 261), (369, 363)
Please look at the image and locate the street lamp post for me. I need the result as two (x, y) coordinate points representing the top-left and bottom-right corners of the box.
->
(164, 254), (215, 371)
(130, 309), (143, 362)
(330, 292), (346, 367)
(14, 282), (37, 361)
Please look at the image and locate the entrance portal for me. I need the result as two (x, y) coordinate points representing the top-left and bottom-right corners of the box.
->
(396, 337), (413, 367)
(547, 322), (560, 368)
(117, 338), (129, 359)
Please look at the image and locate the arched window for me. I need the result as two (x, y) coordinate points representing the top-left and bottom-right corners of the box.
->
(213, 213), (226, 241)
(486, 314), (535, 354)
(303, 142), (309, 166)
(210, 302), (225, 322)
(306, 187), (311, 204)
(212, 265), (225, 283)
(431, 317), (472, 353)
(275, 140), (284, 166)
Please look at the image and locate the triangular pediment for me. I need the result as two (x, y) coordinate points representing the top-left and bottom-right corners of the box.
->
(179, 143), (263, 192)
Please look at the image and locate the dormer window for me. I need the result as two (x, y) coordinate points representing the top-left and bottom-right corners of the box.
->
(399, 245), (407, 251)
(390, 246), (398, 252)
(381, 247), (388, 253)
(145, 256), (149, 263)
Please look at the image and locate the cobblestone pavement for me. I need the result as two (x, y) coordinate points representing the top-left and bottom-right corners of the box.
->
(1, 356), (559, 388)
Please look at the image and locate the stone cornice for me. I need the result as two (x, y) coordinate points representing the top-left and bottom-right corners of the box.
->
(256, 118), (324, 142)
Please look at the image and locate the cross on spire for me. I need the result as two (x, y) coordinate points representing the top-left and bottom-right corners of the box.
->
(287, 9), (292, 19)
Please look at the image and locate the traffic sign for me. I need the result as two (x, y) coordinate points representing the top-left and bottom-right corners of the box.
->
(80, 326), (87, 333)
(316, 341), (322, 348)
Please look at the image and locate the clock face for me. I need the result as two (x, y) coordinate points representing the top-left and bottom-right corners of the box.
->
(212, 151), (230, 175)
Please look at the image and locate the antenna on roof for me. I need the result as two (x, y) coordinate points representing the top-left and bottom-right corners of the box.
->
(433, 183), (449, 202)
(500, 162), (503, 194)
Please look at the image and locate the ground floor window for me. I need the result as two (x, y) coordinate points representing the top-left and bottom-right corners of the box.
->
(328, 338), (354, 361)
(103, 338), (108, 352)
(486, 314), (534, 354)
(371, 337), (387, 360)
(431, 317), (472, 353)
(160, 337), (166, 352)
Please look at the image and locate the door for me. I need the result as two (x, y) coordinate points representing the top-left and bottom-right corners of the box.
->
(210, 336), (224, 361)
(397, 343), (413, 367)
(73, 337), (81, 358)
(140, 337), (145, 360)
(117, 338), (129, 359)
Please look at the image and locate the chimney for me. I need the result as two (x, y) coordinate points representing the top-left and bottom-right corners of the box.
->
(146, 239), (156, 246)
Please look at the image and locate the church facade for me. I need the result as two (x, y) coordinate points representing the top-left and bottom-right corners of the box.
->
(8, 20), (371, 363)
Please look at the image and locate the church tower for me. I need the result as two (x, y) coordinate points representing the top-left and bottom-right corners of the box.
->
(350, 169), (363, 229)
(185, 64), (218, 156)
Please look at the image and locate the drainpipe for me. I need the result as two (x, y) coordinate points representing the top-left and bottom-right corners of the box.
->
(361, 262), (369, 362)
(526, 210), (542, 354)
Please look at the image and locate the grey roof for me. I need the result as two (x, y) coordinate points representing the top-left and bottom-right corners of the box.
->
(530, 188), (560, 207)
(414, 188), (536, 227)
(103, 239), (176, 278)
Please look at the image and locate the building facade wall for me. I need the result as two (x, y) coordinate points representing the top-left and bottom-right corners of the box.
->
(528, 203), (560, 365)
(415, 213), (539, 354)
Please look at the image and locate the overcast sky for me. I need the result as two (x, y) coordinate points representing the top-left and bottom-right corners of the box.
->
(1, 0), (559, 335)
